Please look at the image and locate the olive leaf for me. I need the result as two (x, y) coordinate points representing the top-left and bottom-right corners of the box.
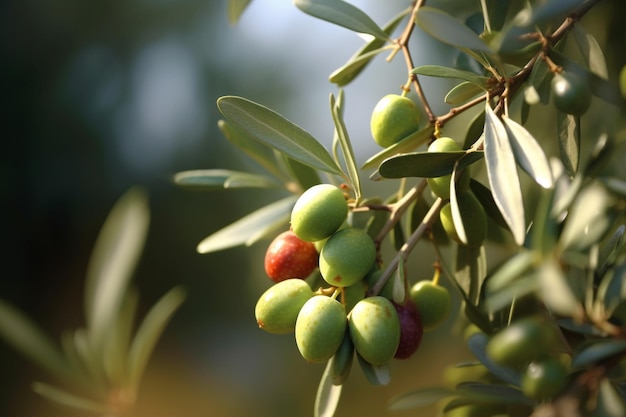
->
(571, 25), (608, 80)
(173, 169), (280, 190)
(557, 111), (580, 177)
(217, 96), (343, 176)
(330, 92), (361, 202)
(376, 150), (483, 179)
(388, 387), (455, 411)
(196, 195), (297, 254)
(445, 82), (485, 106)
(455, 245), (487, 305)
(572, 340), (626, 369)
(483, 103), (526, 246)
(411, 65), (489, 88)
(294, 0), (388, 41)
(362, 125), (434, 171)
(32, 382), (110, 414)
(276, 153), (321, 192)
(315, 359), (343, 417)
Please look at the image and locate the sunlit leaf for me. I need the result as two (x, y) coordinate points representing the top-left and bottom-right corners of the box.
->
(126, 286), (186, 393)
(572, 340), (626, 369)
(411, 65), (489, 88)
(315, 360), (343, 417)
(103, 287), (139, 386)
(388, 387), (454, 410)
(502, 115), (553, 189)
(483, 103), (525, 245)
(445, 82), (485, 106)
(362, 125), (434, 171)
(557, 111), (580, 177)
(32, 382), (110, 414)
(377, 150), (483, 179)
(330, 9), (409, 86)
(0, 299), (77, 384)
(330, 92), (361, 201)
(84, 188), (150, 355)
(173, 169), (280, 190)
(356, 352), (390, 385)
(217, 96), (343, 176)
(197, 195), (297, 254)
(294, 0), (388, 40)
(218, 120), (287, 181)
(455, 245), (487, 304)
(227, 0), (252, 25)
(598, 378), (626, 417)
(572, 25), (608, 79)
(537, 259), (582, 316)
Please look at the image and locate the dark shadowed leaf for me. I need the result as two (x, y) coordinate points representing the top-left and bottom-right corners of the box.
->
(483, 104), (525, 245)
(456, 382), (532, 405)
(84, 188), (150, 355)
(330, 9), (409, 86)
(173, 169), (280, 190)
(377, 150), (483, 179)
(217, 96), (342, 176)
(557, 112), (580, 177)
(527, 0), (586, 26)
(315, 360), (343, 417)
(469, 180), (508, 229)
(363, 125), (435, 171)
(572, 340), (626, 369)
(126, 286), (186, 394)
(227, 0), (252, 25)
(572, 25), (608, 79)
(502, 115), (553, 189)
(411, 65), (489, 88)
(455, 245), (487, 305)
(388, 387), (455, 410)
(597, 262), (626, 315)
(294, 0), (388, 40)
(597, 225), (625, 278)
(197, 195), (297, 253)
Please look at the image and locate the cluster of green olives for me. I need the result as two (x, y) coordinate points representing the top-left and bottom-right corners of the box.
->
(426, 137), (487, 248)
(256, 183), (455, 384)
(486, 316), (570, 401)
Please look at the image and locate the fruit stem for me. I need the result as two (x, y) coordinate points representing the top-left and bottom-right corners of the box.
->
(431, 263), (441, 286)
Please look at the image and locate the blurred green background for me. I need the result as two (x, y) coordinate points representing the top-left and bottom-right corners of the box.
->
(2, 1), (624, 416)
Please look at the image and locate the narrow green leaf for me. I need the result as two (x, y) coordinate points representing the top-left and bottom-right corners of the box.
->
(557, 112), (580, 177)
(572, 340), (626, 369)
(0, 299), (76, 384)
(173, 169), (280, 190)
(217, 96), (342, 176)
(537, 259), (581, 316)
(502, 115), (553, 189)
(227, 0), (252, 25)
(445, 82), (485, 106)
(597, 262), (626, 315)
(483, 103), (525, 245)
(469, 180), (508, 229)
(598, 378), (626, 417)
(571, 25), (608, 80)
(456, 382), (532, 405)
(197, 195), (297, 254)
(356, 352), (390, 385)
(377, 150), (484, 179)
(411, 65), (489, 88)
(330, 93), (361, 201)
(388, 387), (455, 411)
(103, 287), (139, 386)
(84, 188), (150, 355)
(602, 177), (626, 198)
(294, 0), (388, 40)
(526, 57), (551, 105)
(277, 153), (321, 192)
(485, 250), (536, 293)
(218, 120), (287, 181)
(362, 125), (434, 171)
(315, 360), (343, 417)
(527, 0), (585, 26)
(455, 245), (487, 305)
(32, 382), (109, 414)
(329, 9), (409, 86)
(416, 7), (493, 55)
(464, 111), (486, 149)
(126, 286), (186, 393)
(597, 225), (625, 278)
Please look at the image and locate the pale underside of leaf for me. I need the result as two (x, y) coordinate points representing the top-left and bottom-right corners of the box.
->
(483, 104), (526, 245)
(197, 195), (297, 254)
(173, 169), (279, 190)
(315, 359), (343, 417)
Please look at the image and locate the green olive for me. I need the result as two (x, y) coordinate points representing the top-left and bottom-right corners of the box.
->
(551, 71), (592, 116)
(521, 358), (568, 400)
(255, 279), (314, 334)
(409, 281), (451, 332)
(426, 137), (470, 200)
(319, 227), (377, 287)
(439, 191), (487, 247)
(295, 295), (347, 363)
(291, 184), (348, 242)
(370, 94), (421, 148)
(349, 296), (400, 365)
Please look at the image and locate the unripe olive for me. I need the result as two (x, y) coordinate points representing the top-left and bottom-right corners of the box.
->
(370, 94), (421, 148)
(439, 191), (487, 247)
(342, 281), (366, 313)
(255, 279), (314, 334)
(426, 137), (471, 200)
(291, 184), (348, 242)
(409, 281), (451, 332)
(264, 230), (319, 282)
(485, 316), (557, 368)
(521, 358), (568, 401)
(349, 296), (400, 365)
(295, 295), (347, 363)
(392, 299), (423, 359)
(319, 227), (376, 287)
(551, 71), (592, 116)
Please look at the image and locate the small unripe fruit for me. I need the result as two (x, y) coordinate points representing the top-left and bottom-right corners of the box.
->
(392, 299), (423, 359)
(410, 281), (451, 332)
(551, 71), (592, 116)
(349, 296), (400, 365)
(426, 137), (471, 200)
(295, 295), (347, 363)
(264, 230), (319, 282)
(370, 94), (421, 148)
(291, 184), (348, 242)
(521, 358), (568, 400)
(255, 279), (314, 334)
(486, 316), (557, 368)
(439, 191), (487, 247)
(320, 227), (376, 287)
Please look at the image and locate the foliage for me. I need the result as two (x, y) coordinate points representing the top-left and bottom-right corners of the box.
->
(188, 0), (626, 416)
